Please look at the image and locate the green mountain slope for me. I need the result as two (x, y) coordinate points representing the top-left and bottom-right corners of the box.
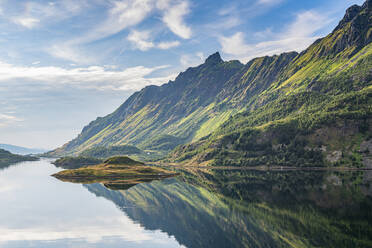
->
(52, 1), (372, 167)
(169, 1), (372, 167)
(51, 53), (245, 156)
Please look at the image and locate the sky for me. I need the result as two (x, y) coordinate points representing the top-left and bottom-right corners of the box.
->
(0, 0), (366, 150)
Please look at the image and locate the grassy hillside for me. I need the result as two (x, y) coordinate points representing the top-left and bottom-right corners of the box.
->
(167, 1), (372, 167)
(79, 145), (142, 158)
(53, 156), (178, 187)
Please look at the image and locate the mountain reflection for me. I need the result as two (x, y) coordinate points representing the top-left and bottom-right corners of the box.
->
(84, 169), (372, 248)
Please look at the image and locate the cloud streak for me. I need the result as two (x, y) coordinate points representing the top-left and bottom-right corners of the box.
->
(161, 1), (192, 39)
(0, 61), (175, 91)
(47, 0), (191, 62)
(219, 10), (332, 62)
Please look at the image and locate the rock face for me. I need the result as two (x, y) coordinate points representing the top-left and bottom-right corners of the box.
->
(52, 1), (372, 168)
(326, 151), (343, 163)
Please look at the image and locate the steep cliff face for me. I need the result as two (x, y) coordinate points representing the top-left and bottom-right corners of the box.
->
(52, 1), (372, 166)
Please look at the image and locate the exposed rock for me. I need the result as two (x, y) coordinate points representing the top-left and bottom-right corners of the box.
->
(360, 139), (372, 153)
(326, 151), (342, 163)
(363, 157), (372, 168)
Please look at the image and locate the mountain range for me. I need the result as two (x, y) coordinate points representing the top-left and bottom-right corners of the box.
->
(0, 144), (46, 155)
(50, 0), (372, 167)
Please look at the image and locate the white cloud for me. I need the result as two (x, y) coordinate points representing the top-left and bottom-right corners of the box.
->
(161, 1), (192, 39)
(47, 44), (95, 64)
(12, 17), (40, 29)
(157, 41), (180, 49)
(127, 30), (180, 51)
(0, 60), (175, 91)
(127, 30), (155, 51)
(219, 10), (332, 62)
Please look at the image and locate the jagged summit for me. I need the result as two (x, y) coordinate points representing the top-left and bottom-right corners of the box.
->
(334, 4), (362, 31)
(334, 0), (371, 31)
(205, 52), (223, 64)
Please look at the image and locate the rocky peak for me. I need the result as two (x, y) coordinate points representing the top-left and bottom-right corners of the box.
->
(363, 0), (372, 9)
(334, 4), (362, 31)
(334, 0), (371, 31)
(205, 52), (223, 65)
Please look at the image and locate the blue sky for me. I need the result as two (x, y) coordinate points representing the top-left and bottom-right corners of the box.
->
(0, 0), (365, 149)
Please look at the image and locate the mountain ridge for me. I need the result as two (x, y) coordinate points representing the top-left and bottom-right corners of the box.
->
(50, 0), (372, 167)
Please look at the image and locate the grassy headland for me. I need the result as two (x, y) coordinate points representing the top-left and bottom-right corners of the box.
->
(52, 156), (179, 186)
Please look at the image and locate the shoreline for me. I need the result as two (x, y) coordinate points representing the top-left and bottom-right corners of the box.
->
(148, 163), (372, 172)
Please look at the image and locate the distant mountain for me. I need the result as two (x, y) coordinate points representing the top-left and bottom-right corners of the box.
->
(0, 144), (46, 155)
(0, 149), (39, 168)
(51, 0), (372, 167)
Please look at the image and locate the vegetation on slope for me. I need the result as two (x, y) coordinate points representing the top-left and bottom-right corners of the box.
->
(53, 156), (178, 186)
(51, 53), (244, 156)
(53, 156), (102, 169)
(79, 145), (142, 158)
(168, 1), (372, 167)
(170, 87), (372, 167)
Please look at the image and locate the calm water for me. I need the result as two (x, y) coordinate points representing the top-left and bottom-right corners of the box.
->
(0, 159), (372, 248)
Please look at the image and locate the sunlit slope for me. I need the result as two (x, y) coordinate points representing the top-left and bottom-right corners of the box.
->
(169, 1), (372, 166)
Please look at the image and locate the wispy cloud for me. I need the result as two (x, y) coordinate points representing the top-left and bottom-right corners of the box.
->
(9, 1), (89, 29)
(78, 0), (154, 44)
(158, 41), (180, 49)
(47, 0), (155, 62)
(160, 1), (192, 39)
(127, 30), (180, 51)
(0, 60), (175, 91)
(47, 44), (96, 64)
(219, 10), (332, 62)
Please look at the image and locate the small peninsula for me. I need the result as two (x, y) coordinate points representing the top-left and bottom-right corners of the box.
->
(52, 156), (179, 187)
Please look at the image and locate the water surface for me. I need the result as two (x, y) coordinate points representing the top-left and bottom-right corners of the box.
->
(0, 159), (371, 248)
